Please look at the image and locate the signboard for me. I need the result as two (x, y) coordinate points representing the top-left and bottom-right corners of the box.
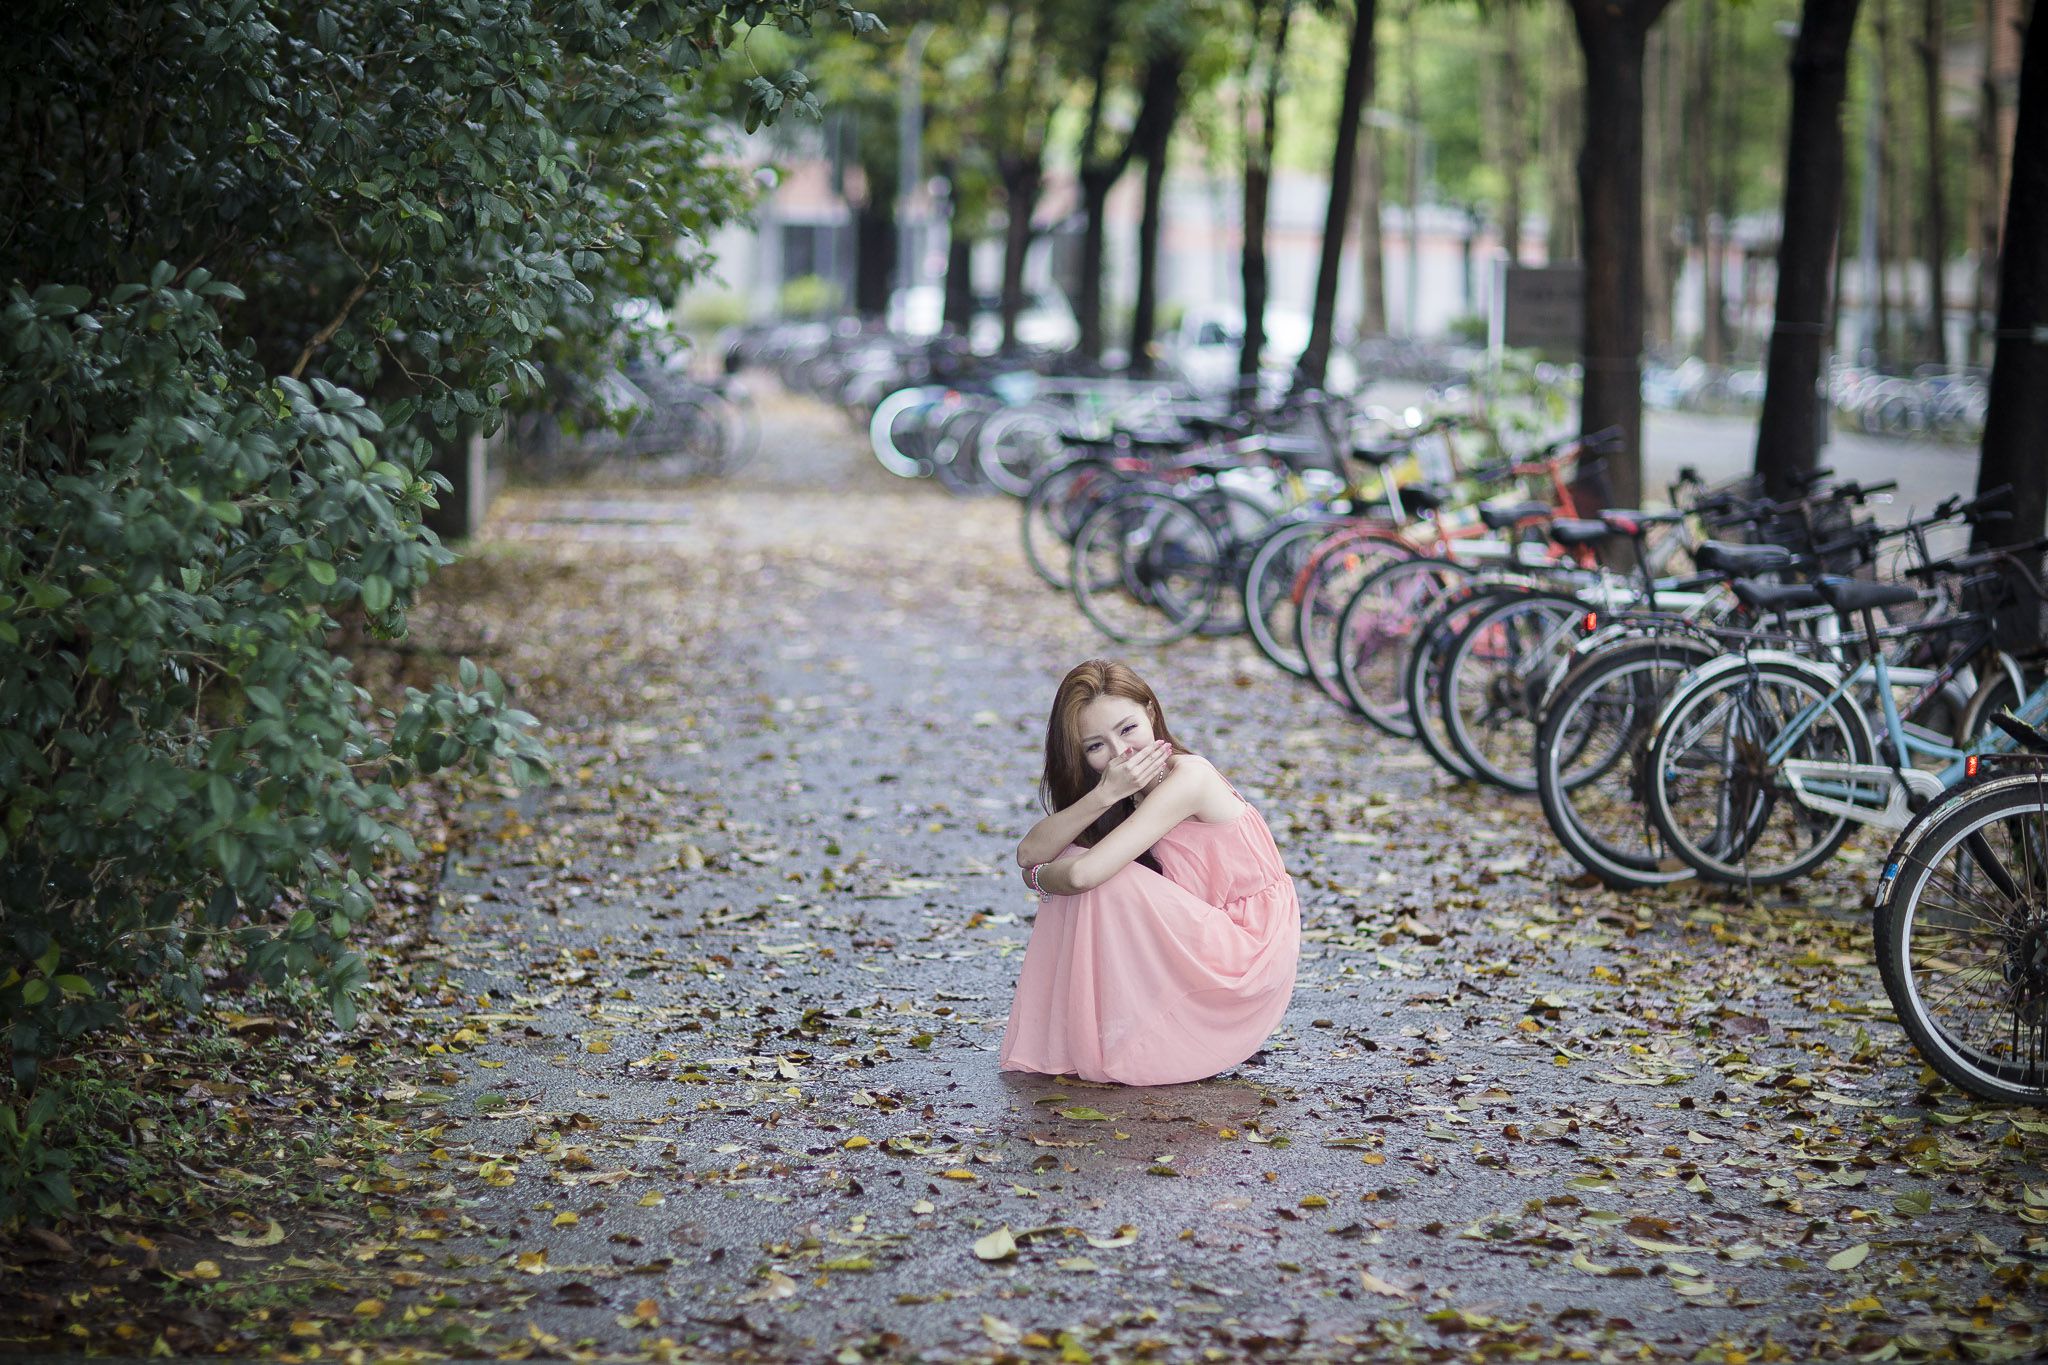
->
(1488, 261), (1584, 353)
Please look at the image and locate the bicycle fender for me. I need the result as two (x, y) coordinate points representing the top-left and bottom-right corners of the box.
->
(1647, 649), (1865, 777)
(1874, 768), (2048, 908)
(1666, 648), (1844, 693)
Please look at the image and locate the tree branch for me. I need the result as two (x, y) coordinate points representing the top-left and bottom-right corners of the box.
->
(290, 271), (377, 380)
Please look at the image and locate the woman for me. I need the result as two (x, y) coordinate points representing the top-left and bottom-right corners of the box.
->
(999, 659), (1301, 1086)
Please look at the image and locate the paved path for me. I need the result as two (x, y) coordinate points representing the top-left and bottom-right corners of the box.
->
(366, 387), (2045, 1364)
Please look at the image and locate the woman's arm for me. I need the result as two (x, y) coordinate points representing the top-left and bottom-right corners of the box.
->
(1015, 782), (1116, 869)
(1034, 759), (1225, 895)
(1016, 740), (1172, 867)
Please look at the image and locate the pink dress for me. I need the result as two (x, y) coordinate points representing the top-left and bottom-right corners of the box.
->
(998, 788), (1301, 1086)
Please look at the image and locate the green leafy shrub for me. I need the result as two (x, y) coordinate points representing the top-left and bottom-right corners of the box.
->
(0, 0), (877, 1227)
(0, 268), (550, 1101)
(780, 274), (847, 319)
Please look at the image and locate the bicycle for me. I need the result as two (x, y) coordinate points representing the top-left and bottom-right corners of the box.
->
(1873, 711), (2048, 1104)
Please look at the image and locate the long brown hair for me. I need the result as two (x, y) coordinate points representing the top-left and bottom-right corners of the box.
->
(1040, 660), (1191, 863)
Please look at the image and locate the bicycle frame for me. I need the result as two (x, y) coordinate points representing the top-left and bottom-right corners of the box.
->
(1761, 646), (2048, 832)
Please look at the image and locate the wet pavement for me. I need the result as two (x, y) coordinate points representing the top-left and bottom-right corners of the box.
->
(325, 384), (2045, 1363)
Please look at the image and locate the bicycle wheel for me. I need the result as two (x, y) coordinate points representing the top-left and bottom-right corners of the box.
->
(1069, 489), (1225, 646)
(1301, 528), (1425, 710)
(1183, 483), (1280, 639)
(1401, 584), (1519, 778)
(1646, 659), (1875, 885)
(979, 404), (1067, 496)
(1441, 590), (1588, 791)
(868, 386), (944, 478)
(1534, 635), (1719, 887)
(1877, 775), (2048, 1104)
(1242, 515), (1348, 678)
(1332, 557), (1475, 737)
(1022, 455), (1126, 590)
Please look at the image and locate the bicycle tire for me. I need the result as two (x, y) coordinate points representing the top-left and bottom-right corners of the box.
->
(1301, 527), (1425, 710)
(1646, 658), (1875, 885)
(1400, 582), (1514, 778)
(1021, 455), (1127, 590)
(1441, 590), (1590, 791)
(1331, 556), (1475, 737)
(1534, 635), (1720, 887)
(1876, 775), (2048, 1104)
(1069, 488), (1224, 646)
(1241, 515), (1348, 678)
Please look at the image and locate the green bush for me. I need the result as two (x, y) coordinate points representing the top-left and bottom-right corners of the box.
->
(780, 274), (846, 319)
(0, 0), (877, 1227)
(0, 268), (549, 1092)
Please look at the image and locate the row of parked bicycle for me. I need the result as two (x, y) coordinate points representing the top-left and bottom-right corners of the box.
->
(742, 325), (2043, 1109)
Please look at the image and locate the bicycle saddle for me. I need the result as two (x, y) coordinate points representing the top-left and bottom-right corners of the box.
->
(1115, 429), (1193, 450)
(1349, 439), (1414, 467)
(1398, 483), (1450, 515)
(1731, 579), (1824, 615)
(1547, 518), (1612, 548)
(1478, 500), (1553, 531)
(1695, 540), (1794, 577)
(1599, 508), (1686, 536)
(1812, 575), (1921, 615)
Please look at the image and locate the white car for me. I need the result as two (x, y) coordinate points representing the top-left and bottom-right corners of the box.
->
(1159, 303), (1359, 396)
(888, 284), (1080, 353)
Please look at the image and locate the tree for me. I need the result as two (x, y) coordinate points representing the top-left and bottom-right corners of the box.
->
(1565, 0), (1678, 517)
(1299, 0), (1378, 391)
(1239, 0), (1297, 383)
(1128, 43), (1192, 368)
(1754, 0), (1865, 501)
(1974, 0), (2048, 576)
(1917, 0), (1951, 365)
(0, 0), (872, 1111)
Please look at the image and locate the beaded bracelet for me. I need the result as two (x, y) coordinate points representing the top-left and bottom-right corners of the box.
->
(1025, 862), (1047, 896)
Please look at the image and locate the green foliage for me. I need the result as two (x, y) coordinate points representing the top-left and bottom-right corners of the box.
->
(0, 270), (550, 1091)
(0, 0), (878, 1205)
(780, 274), (847, 318)
(0, 1089), (75, 1224)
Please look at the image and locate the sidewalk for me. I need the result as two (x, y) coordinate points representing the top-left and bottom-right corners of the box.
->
(126, 386), (2039, 1364)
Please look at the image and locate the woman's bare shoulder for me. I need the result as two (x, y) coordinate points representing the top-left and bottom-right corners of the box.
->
(1163, 753), (1240, 818)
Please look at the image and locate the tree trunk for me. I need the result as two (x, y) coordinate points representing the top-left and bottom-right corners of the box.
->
(1543, 7), (1582, 262)
(1919, 0), (1950, 366)
(1568, 0), (1677, 519)
(999, 155), (1041, 349)
(1127, 71), (1185, 372)
(943, 228), (975, 333)
(1755, 0), (1863, 501)
(1496, 5), (1528, 264)
(1405, 1), (1424, 336)
(1358, 128), (1389, 333)
(1642, 17), (1678, 351)
(1074, 19), (1119, 360)
(1878, 0), (1905, 363)
(1301, 0), (1377, 390)
(1690, 0), (1726, 363)
(853, 193), (897, 320)
(1973, 0), (2003, 365)
(1975, 0), (2048, 574)
(1239, 0), (1295, 384)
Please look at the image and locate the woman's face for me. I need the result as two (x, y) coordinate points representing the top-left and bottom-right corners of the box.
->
(1075, 694), (1158, 777)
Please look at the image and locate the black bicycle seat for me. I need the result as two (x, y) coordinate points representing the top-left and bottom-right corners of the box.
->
(1349, 439), (1413, 467)
(1813, 575), (1921, 615)
(1732, 579), (1824, 615)
(1478, 500), (1553, 531)
(1548, 518), (1612, 548)
(1398, 483), (1449, 515)
(1695, 540), (1794, 577)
